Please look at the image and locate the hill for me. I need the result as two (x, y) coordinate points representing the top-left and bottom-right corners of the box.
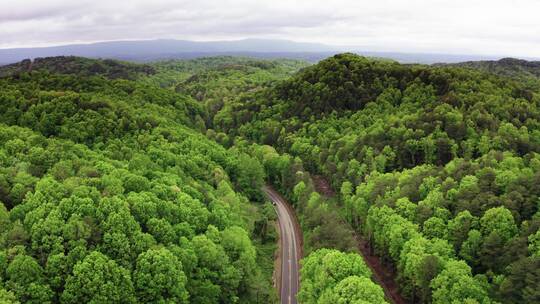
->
(437, 57), (540, 90)
(213, 53), (540, 304)
(0, 56), (156, 79)
(2, 53), (539, 304)
(440, 57), (540, 78)
(0, 56), (278, 303)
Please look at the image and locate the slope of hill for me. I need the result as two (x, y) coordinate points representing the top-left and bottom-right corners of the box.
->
(437, 57), (540, 90)
(442, 57), (540, 77)
(0, 56), (278, 303)
(0, 56), (156, 80)
(213, 53), (540, 304)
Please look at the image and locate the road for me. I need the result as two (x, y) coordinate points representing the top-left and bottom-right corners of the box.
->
(263, 186), (301, 304)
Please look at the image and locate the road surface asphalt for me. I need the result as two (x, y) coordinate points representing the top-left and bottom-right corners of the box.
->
(263, 186), (301, 304)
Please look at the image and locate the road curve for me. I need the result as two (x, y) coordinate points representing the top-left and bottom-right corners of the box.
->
(263, 185), (301, 304)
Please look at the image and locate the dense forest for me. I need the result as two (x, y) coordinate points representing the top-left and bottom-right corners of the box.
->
(438, 57), (540, 91)
(0, 57), (279, 303)
(212, 53), (540, 303)
(1, 53), (539, 303)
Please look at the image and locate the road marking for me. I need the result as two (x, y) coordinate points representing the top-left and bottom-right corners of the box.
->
(264, 187), (300, 304)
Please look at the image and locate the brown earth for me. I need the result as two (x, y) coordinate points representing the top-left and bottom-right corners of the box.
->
(312, 175), (335, 197)
(355, 236), (407, 304)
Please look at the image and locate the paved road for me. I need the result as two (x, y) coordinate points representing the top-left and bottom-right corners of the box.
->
(263, 186), (301, 304)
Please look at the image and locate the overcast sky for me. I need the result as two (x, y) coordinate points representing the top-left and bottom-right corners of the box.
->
(1, 0), (539, 57)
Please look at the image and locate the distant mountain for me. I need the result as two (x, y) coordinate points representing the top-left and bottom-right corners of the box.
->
(0, 39), (339, 64)
(0, 38), (536, 65)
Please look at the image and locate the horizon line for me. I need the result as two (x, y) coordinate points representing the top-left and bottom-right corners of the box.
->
(1, 38), (537, 60)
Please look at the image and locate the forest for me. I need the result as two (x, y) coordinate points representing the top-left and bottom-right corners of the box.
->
(213, 53), (540, 303)
(0, 57), (278, 303)
(0, 53), (539, 303)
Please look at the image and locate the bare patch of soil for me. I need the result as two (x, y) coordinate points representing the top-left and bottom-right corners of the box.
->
(356, 236), (407, 304)
(312, 175), (335, 197)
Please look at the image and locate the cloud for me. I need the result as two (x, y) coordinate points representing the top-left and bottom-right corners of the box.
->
(0, 0), (539, 57)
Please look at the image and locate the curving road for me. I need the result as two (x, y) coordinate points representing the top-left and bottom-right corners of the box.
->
(263, 186), (301, 304)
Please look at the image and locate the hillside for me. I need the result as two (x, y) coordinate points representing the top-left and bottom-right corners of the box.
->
(1, 54), (539, 304)
(441, 57), (540, 77)
(213, 53), (540, 303)
(0, 56), (278, 303)
(0, 56), (156, 80)
(437, 57), (540, 90)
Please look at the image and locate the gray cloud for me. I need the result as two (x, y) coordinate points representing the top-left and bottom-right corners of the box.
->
(0, 0), (539, 57)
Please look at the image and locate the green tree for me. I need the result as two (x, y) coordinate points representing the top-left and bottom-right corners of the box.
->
(61, 251), (136, 304)
(321, 275), (388, 304)
(422, 217), (448, 240)
(134, 248), (188, 303)
(499, 256), (540, 303)
(459, 230), (482, 268)
(5, 254), (52, 304)
(0, 288), (19, 304)
(233, 154), (265, 201)
(448, 211), (477, 250)
(430, 260), (490, 304)
(528, 229), (540, 257)
(480, 207), (518, 242)
(298, 249), (372, 303)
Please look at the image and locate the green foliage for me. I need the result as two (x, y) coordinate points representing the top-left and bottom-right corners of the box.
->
(144, 56), (308, 127)
(430, 260), (491, 304)
(0, 288), (19, 304)
(441, 57), (540, 90)
(0, 56), (277, 303)
(0, 56), (155, 80)
(229, 153), (265, 201)
(322, 276), (387, 304)
(61, 251), (135, 303)
(3, 52), (540, 303)
(298, 248), (387, 304)
(134, 248), (188, 303)
(529, 229), (540, 257)
(480, 207), (518, 241)
(5, 255), (52, 304)
(498, 256), (540, 303)
(216, 53), (540, 303)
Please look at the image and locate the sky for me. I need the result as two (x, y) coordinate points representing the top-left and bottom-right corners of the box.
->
(1, 0), (540, 57)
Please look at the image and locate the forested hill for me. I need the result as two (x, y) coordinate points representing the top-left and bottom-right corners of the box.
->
(436, 57), (540, 90)
(216, 53), (536, 126)
(145, 56), (309, 127)
(0, 56), (278, 303)
(442, 57), (540, 78)
(1, 53), (539, 304)
(213, 53), (540, 303)
(0, 56), (156, 80)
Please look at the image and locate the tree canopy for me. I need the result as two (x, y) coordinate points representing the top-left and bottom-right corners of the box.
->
(211, 53), (540, 303)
